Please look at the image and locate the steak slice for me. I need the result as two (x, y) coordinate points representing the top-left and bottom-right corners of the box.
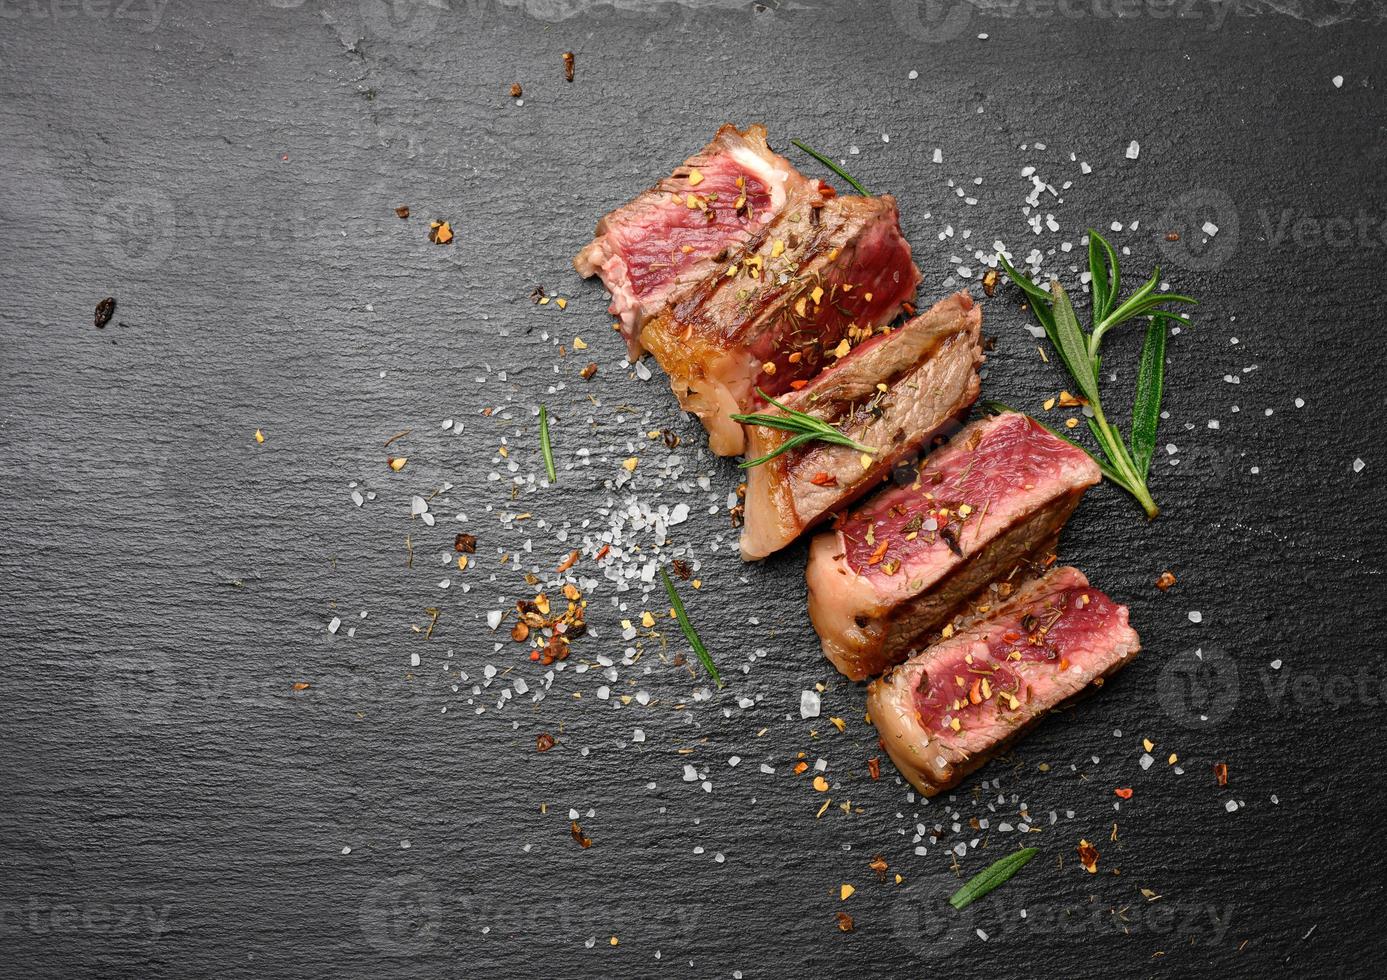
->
(643, 193), (921, 456)
(805, 411), (1101, 680)
(573, 124), (818, 358)
(866, 566), (1140, 796)
(739, 292), (984, 560)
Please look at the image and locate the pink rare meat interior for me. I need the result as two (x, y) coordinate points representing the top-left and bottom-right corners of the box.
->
(911, 585), (1122, 735)
(841, 414), (1089, 573)
(615, 167), (774, 300)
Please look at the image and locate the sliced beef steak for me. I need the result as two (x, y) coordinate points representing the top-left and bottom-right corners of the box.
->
(643, 193), (921, 456)
(866, 566), (1140, 796)
(739, 292), (983, 560)
(805, 411), (1101, 680)
(573, 124), (817, 358)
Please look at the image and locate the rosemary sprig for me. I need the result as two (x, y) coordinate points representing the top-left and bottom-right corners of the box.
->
(539, 405), (557, 483)
(659, 567), (721, 688)
(730, 388), (875, 469)
(949, 847), (1039, 910)
(790, 139), (870, 196)
(997, 230), (1196, 519)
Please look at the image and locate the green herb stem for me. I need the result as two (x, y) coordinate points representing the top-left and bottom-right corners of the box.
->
(539, 405), (557, 484)
(997, 230), (1195, 520)
(790, 140), (870, 196)
(949, 848), (1039, 910)
(731, 388), (875, 469)
(660, 567), (722, 688)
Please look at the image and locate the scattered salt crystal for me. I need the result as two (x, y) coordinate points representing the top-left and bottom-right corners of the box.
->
(1353, 457), (1365, 473)
(1270, 659), (1282, 670)
(1333, 75), (1344, 88)
(409, 652), (420, 668)
(1225, 799), (1239, 812)
(632, 728), (645, 742)
(728, 756), (741, 767)
(1202, 220), (1219, 237)
(932, 148), (942, 164)
(1295, 397), (1305, 408)
(1188, 610), (1203, 624)
(682, 764), (698, 782)
(486, 610), (503, 630)
(800, 690), (821, 719)
(1125, 140), (1140, 160)
(1139, 753), (1154, 770)
(908, 69), (918, 79)
(328, 617), (341, 634)
(976, 928), (989, 941)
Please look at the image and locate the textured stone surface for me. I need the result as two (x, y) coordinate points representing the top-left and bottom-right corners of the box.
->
(2, 1), (1385, 977)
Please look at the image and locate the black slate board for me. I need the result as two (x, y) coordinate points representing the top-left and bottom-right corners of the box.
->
(2, 1), (1386, 977)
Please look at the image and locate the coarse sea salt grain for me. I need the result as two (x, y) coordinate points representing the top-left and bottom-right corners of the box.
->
(1333, 75), (1344, 88)
(1125, 141), (1140, 159)
(800, 690), (821, 719)
(1353, 458), (1365, 473)
(1188, 611), (1203, 623)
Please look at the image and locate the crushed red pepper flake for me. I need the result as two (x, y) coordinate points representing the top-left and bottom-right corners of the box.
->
(454, 533), (477, 553)
(1114, 787), (1134, 800)
(595, 543), (611, 561)
(1077, 839), (1099, 874)
(835, 912), (854, 932)
(291, 682), (310, 691)
(562, 51), (574, 82)
(982, 268), (999, 297)
(428, 220), (453, 245)
(868, 855), (888, 876)
(810, 472), (839, 488)
(579, 362), (598, 380)
(556, 549), (579, 573)
(570, 820), (592, 848)
(509, 82), (522, 98)
(536, 732), (556, 752)
(1214, 762), (1228, 786)
(1155, 570), (1177, 590)
(867, 757), (881, 780)
(394, 205), (410, 219)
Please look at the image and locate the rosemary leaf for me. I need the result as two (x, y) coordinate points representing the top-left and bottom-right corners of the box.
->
(1130, 315), (1168, 481)
(731, 388), (875, 469)
(1088, 230), (1120, 325)
(660, 567), (721, 688)
(949, 847), (1039, 910)
(1048, 281), (1101, 405)
(790, 139), (870, 196)
(539, 405), (557, 483)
